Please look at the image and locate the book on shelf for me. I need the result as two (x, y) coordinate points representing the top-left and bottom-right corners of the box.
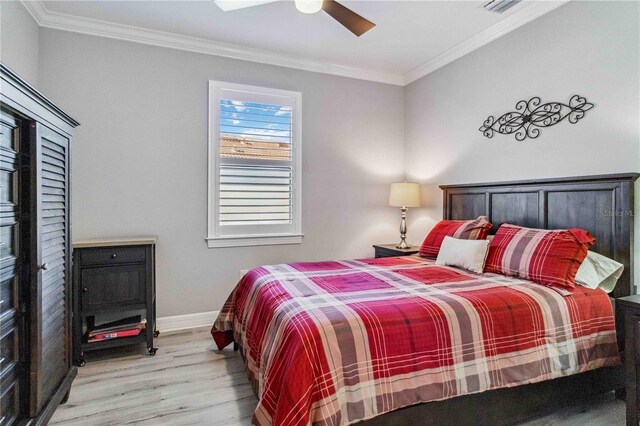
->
(87, 327), (143, 342)
(85, 315), (147, 342)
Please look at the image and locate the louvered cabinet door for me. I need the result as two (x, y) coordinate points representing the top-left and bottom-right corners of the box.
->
(30, 124), (70, 415)
(0, 111), (26, 426)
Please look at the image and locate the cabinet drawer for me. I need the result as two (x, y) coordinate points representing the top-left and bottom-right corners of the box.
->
(81, 264), (146, 311)
(80, 246), (146, 266)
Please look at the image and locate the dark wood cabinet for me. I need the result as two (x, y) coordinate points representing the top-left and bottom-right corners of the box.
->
(72, 238), (157, 365)
(619, 295), (640, 426)
(0, 64), (78, 425)
(373, 244), (419, 258)
(80, 264), (146, 311)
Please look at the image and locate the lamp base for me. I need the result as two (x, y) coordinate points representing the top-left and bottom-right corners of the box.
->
(396, 207), (410, 249)
(396, 240), (411, 249)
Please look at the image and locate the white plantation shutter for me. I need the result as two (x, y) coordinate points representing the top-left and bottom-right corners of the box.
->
(208, 82), (302, 247)
(219, 165), (292, 225)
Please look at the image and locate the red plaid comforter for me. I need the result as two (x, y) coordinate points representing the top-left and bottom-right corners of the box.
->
(212, 255), (619, 426)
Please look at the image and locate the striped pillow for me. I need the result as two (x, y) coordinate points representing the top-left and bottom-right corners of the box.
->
(484, 224), (596, 289)
(419, 216), (492, 258)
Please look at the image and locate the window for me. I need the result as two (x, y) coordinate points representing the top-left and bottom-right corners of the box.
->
(207, 81), (302, 247)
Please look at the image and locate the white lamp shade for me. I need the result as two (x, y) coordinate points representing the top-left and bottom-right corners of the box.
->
(389, 182), (421, 208)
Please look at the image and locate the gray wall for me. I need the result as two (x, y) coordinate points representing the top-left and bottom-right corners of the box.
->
(404, 1), (640, 268)
(38, 29), (405, 317)
(0, 1), (40, 86)
(4, 0), (639, 317)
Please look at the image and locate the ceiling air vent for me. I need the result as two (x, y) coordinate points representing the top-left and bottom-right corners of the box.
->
(483, 0), (522, 14)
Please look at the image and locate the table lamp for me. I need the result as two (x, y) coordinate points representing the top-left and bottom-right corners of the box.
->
(389, 182), (421, 249)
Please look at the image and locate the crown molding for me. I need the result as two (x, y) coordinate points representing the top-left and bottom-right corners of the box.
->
(20, 0), (567, 87)
(19, 0), (404, 85)
(20, 0), (45, 25)
(402, 0), (570, 85)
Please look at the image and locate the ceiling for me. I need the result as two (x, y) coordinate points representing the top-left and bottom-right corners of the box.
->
(31, 0), (567, 85)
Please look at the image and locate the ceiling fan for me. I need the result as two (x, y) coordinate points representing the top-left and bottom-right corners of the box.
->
(213, 0), (376, 37)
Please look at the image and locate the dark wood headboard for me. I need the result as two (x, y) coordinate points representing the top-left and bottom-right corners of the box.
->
(440, 173), (639, 298)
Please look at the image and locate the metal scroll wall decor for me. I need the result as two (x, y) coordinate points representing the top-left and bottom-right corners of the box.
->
(479, 95), (594, 141)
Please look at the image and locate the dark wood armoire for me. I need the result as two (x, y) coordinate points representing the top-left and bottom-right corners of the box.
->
(0, 64), (78, 425)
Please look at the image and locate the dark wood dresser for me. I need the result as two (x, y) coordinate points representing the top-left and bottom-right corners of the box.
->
(1, 64), (78, 424)
(72, 237), (158, 366)
(619, 295), (640, 426)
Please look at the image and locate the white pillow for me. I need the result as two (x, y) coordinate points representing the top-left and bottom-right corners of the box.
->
(435, 236), (490, 274)
(575, 251), (623, 292)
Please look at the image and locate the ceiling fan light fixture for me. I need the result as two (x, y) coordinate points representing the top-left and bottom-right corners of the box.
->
(294, 0), (323, 14)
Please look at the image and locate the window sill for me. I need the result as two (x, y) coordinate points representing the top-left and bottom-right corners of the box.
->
(206, 233), (304, 248)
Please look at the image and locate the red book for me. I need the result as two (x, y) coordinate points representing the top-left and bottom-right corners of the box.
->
(87, 328), (142, 342)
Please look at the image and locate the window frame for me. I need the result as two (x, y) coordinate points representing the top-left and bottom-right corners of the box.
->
(207, 80), (303, 248)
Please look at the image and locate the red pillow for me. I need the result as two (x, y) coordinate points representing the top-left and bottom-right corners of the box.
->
(419, 216), (492, 258)
(484, 224), (595, 289)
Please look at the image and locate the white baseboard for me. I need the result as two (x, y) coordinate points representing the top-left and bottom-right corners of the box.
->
(156, 310), (219, 333)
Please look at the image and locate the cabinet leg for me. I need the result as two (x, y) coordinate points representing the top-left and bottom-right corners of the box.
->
(233, 342), (239, 351)
(60, 390), (71, 405)
(76, 353), (86, 367)
(148, 347), (158, 356)
(153, 330), (160, 338)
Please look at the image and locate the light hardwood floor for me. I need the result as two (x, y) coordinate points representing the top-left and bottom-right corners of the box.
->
(51, 328), (624, 425)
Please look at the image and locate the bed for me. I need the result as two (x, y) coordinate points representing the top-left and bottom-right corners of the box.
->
(212, 173), (638, 426)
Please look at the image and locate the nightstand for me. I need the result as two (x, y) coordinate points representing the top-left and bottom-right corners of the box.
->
(618, 295), (640, 426)
(72, 237), (158, 366)
(373, 244), (419, 259)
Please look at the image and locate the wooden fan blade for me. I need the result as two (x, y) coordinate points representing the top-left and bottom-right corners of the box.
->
(321, 0), (375, 37)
